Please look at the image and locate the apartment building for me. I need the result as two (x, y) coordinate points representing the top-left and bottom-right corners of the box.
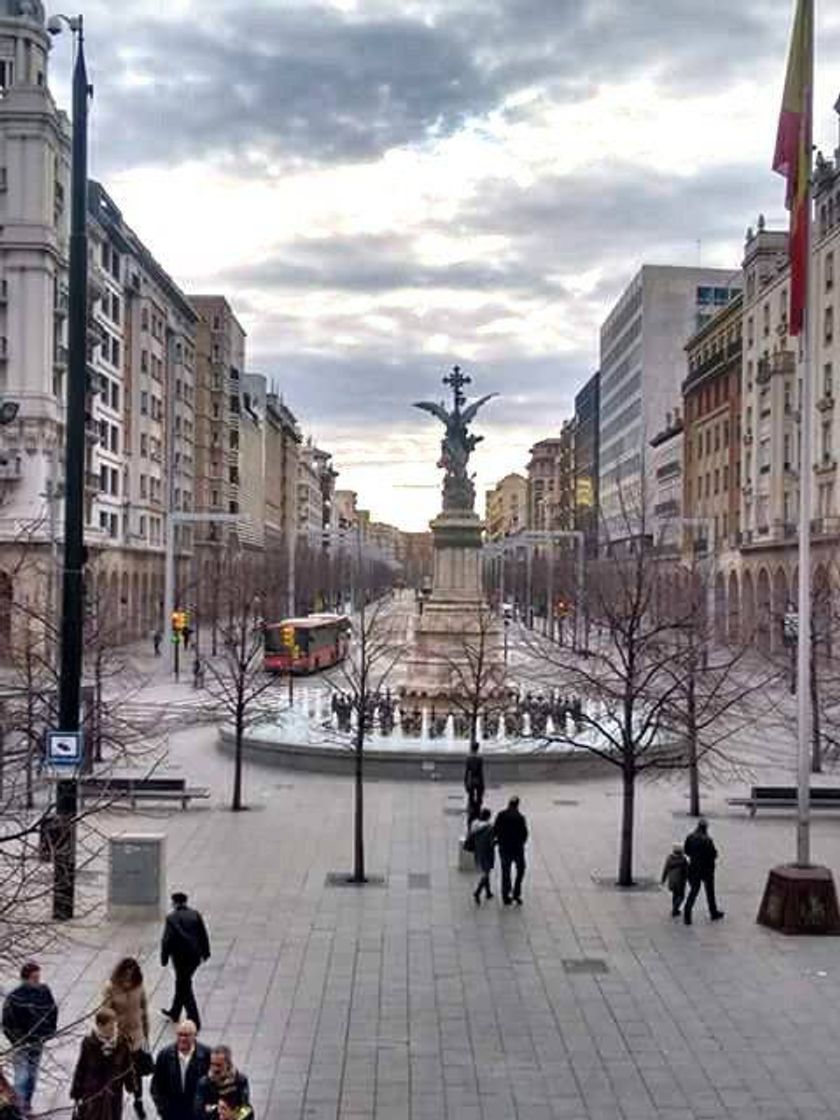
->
(682, 293), (743, 559)
(484, 473), (527, 540)
(297, 440), (337, 542)
(0, 0), (70, 638)
(191, 295), (245, 547)
(242, 374), (300, 548)
(598, 265), (740, 549)
(573, 373), (599, 557)
(526, 437), (563, 531)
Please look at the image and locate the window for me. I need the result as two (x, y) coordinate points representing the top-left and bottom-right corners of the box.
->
(111, 338), (120, 368)
(723, 465), (729, 490)
(141, 349), (148, 373)
(138, 516), (146, 539)
(140, 433), (148, 457)
(109, 513), (118, 538)
(99, 510), (108, 532)
(110, 251), (120, 282)
(784, 433), (791, 467)
(747, 317), (754, 347)
(140, 474), (147, 499)
(762, 302), (770, 337)
(705, 429), (711, 456)
(826, 306), (834, 345)
(822, 420), (832, 461)
(723, 420), (730, 448)
(110, 425), (118, 453)
(714, 469), (719, 495)
(140, 391), (148, 416)
(110, 381), (119, 410)
(825, 363), (833, 399)
(111, 293), (121, 324)
(714, 425), (720, 452)
(827, 252), (834, 292)
(99, 465), (107, 491)
(141, 307), (149, 331)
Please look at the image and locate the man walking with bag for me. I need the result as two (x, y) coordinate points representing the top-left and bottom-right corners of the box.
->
(160, 892), (211, 1030)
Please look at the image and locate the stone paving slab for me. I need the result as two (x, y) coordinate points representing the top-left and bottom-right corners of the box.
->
(15, 716), (840, 1120)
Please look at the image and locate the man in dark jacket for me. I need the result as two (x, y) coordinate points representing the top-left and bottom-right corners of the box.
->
(683, 819), (724, 925)
(151, 1020), (210, 1120)
(494, 796), (529, 906)
(2, 961), (58, 1112)
(194, 1046), (250, 1119)
(161, 892), (211, 1030)
(463, 742), (485, 825)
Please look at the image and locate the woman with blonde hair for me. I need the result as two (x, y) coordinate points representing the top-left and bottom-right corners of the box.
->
(101, 958), (151, 1119)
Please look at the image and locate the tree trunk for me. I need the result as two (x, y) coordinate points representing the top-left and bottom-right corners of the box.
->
(232, 703), (245, 811)
(352, 712), (365, 882)
(617, 759), (635, 887)
(686, 660), (701, 817)
(811, 631), (822, 773)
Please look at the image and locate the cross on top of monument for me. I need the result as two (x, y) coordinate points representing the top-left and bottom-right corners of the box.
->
(443, 365), (471, 410)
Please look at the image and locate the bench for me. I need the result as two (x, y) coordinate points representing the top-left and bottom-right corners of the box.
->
(727, 786), (840, 817)
(78, 777), (210, 811)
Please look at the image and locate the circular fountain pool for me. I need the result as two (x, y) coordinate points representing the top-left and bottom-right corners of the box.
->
(218, 686), (613, 782)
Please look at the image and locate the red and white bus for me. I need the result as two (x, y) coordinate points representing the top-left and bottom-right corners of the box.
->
(263, 613), (351, 674)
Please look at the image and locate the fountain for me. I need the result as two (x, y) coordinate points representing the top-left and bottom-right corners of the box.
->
(219, 368), (611, 781)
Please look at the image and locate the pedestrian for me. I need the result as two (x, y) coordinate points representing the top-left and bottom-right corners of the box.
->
(70, 1006), (133, 1120)
(469, 807), (495, 904)
(192, 657), (205, 690)
(493, 796), (529, 906)
(463, 741), (485, 825)
(661, 843), (689, 918)
(182, 625), (191, 651)
(0, 1068), (24, 1120)
(217, 1089), (254, 1120)
(153, 630), (162, 656)
(2, 960), (58, 1114)
(101, 958), (152, 1119)
(160, 892), (211, 1032)
(683, 818), (724, 925)
(194, 1047), (250, 1119)
(150, 1020), (210, 1120)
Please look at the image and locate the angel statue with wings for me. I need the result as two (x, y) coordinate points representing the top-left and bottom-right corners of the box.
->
(414, 366), (497, 512)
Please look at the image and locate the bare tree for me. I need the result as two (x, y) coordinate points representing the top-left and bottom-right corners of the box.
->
(326, 592), (404, 883)
(200, 544), (280, 811)
(443, 605), (506, 745)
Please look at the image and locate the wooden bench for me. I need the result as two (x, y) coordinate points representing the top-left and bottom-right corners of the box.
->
(728, 785), (840, 817)
(78, 777), (210, 811)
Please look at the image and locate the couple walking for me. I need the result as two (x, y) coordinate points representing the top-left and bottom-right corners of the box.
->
(661, 818), (725, 925)
(468, 797), (529, 907)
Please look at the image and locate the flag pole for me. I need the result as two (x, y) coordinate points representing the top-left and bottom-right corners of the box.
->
(794, 1), (814, 869)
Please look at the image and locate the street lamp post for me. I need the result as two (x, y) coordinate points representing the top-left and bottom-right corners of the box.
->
(49, 12), (89, 922)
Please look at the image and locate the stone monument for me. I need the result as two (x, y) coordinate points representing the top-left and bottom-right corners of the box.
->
(403, 366), (504, 703)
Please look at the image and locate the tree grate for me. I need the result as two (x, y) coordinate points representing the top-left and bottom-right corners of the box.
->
(443, 807), (465, 817)
(408, 873), (431, 889)
(591, 874), (660, 892)
(324, 872), (386, 888)
(562, 958), (609, 975)
(553, 799), (580, 806)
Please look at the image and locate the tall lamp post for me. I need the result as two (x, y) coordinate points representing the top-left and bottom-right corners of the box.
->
(49, 12), (89, 922)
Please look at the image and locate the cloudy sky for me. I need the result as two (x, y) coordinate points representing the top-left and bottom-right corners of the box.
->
(51, 0), (840, 529)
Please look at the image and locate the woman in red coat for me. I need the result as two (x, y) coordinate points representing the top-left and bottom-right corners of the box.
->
(70, 1007), (133, 1120)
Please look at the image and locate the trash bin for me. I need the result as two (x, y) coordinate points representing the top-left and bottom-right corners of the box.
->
(108, 833), (166, 920)
(38, 814), (63, 863)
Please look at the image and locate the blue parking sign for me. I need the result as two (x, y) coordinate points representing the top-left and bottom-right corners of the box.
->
(46, 730), (83, 768)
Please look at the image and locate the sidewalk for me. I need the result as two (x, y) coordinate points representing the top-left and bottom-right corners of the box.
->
(27, 718), (840, 1120)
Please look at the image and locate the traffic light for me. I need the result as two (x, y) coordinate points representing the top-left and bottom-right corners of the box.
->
(170, 609), (188, 633)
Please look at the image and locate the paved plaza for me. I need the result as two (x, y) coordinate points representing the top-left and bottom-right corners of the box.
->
(21, 694), (840, 1120)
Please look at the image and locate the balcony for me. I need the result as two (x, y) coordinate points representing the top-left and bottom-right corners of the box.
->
(817, 392), (835, 412)
(811, 516), (840, 538)
(84, 417), (100, 444)
(815, 454), (837, 475)
(54, 284), (69, 317)
(756, 350), (795, 384)
(743, 429), (753, 445)
(0, 456), (22, 481)
(84, 470), (100, 493)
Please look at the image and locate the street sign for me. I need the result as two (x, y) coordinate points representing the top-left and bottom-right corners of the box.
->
(46, 730), (83, 769)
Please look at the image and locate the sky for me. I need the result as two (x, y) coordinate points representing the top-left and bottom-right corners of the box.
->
(49, 0), (840, 530)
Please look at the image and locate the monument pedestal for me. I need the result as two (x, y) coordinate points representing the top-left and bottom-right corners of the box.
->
(756, 864), (840, 935)
(402, 510), (503, 705)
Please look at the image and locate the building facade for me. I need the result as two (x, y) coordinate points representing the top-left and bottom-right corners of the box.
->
(598, 265), (741, 549)
(526, 438), (563, 531)
(573, 372), (600, 557)
(648, 411), (684, 557)
(484, 473), (527, 540)
(682, 293), (743, 558)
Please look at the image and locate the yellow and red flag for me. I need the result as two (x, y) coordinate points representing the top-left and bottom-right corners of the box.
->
(773, 0), (813, 336)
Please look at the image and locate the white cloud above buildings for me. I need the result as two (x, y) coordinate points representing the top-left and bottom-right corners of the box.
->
(51, 0), (840, 528)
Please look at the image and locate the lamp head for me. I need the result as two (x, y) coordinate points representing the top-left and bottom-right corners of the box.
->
(46, 15), (63, 35)
(0, 401), (19, 425)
